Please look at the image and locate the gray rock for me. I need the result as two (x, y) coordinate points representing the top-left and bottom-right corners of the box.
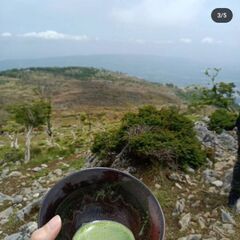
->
(126, 166), (137, 174)
(4, 233), (22, 240)
(0, 206), (13, 224)
(1, 167), (10, 178)
(186, 166), (195, 174)
(21, 187), (32, 195)
(4, 221), (37, 240)
(221, 209), (236, 225)
(9, 171), (22, 177)
(194, 121), (217, 148)
(202, 116), (210, 123)
(168, 172), (185, 182)
(202, 169), (218, 183)
(33, 193), (40, 198)
(173, 198), (185, 216)
(20, 221), (38, 234)
(222, 169), (233, 193)
(53, 169), (63, 176)
(218, 132), (237, 151)
(179, 213), (191, 231)
(211, 180), (223, 187)
(32, 167), (42, 172)
(198, 216), (206, 229)
(0, 192), (13, 203)
(13, 195), (23, 204)
(16, 198), (42, 221)
(41, 164), (48, 168)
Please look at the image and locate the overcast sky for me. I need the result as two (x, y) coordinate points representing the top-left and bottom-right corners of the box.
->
(0, 0), (239, 65)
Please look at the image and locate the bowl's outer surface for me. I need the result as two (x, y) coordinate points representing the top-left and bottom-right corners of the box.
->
(38, 167), (165, 240)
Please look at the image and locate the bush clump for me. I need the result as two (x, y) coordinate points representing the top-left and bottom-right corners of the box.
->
(91, 106), (206, 169)
(2, 148), (24, 163)
(208, 109), (237, 134)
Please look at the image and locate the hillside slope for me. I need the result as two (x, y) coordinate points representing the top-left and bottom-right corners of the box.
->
(0, 67), (181, 111)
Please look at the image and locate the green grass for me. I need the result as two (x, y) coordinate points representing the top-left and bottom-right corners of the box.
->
(154, 190), (175, 209)
(68, 157), (85, 170)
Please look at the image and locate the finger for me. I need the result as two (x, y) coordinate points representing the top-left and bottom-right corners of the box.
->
(31, 215), (62, 240)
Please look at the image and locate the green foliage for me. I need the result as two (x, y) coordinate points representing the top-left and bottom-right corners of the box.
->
(92, 106), (206, 169)
(201, 68), (237, 110)
(208, 109), (237, 134)
(7, 100), (50, 129)
(0, 147), (24, 163)
(180, 68), (239, 112)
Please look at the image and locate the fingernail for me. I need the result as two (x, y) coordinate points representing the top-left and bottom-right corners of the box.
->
(48, 215), (61, 230)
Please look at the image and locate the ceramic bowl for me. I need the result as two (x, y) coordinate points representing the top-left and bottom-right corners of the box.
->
(38, 167), (165, 240)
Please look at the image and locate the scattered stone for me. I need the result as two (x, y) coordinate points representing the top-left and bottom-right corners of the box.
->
(0, 192), (13, 203)
(179, 213), (191, 231)
(16, 198), (41, 221)
(222, 169), (233, 193)
(185, 175), (195, 186)
(218, 132), (237, 151)
(0, 207), (13, 224)
(4, 233), (22, 240)
(126, 166), (137, 174)
(155, 183), (161, 189)
(202, 169), (218, 183)
(33, 193), (40, 198)
(32, 167), (42, 172)
(1, 168), (10, 178)
(41, 164), (48, 168)
(4, 221), (37, 240)
(175, 183), (183, 189)
(9, 171), (22, 177)
(198, 216), (206, 229)
(20, 221), (38, 234)
(173, 198), (185, 216)
(211, 180), (223, 188)
(186, 167), (195, 174)
(53, 169), (63, 176)
(168, 172), (185, 182)
(13, 195), (23, 204)
(221, 209), (236, 225)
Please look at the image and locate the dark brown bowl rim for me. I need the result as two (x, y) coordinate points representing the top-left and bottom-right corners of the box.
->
(38, 167), (165, 240)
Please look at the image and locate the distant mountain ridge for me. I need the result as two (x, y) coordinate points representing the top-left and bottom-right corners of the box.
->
(0, 55), (239, 87)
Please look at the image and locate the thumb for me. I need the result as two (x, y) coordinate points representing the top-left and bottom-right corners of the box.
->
(31, 215), (62, 240)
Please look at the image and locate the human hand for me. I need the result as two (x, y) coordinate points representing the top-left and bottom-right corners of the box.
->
(31, 215), (62, 240)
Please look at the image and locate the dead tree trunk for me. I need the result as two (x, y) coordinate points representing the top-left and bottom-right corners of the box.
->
(25, 126), (33, 163)
(7, 133), (19, 149)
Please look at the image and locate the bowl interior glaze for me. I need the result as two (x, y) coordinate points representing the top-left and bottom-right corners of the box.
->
(38, 168), (165, 240)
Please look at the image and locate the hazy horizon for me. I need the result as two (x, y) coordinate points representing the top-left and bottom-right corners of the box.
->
(1, 0), (240, 67)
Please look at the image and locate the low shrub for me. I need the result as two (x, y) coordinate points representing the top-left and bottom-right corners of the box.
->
(2, 148), (24, 163)
(91, 106), (206, 169)
(208, 109), (237, 134)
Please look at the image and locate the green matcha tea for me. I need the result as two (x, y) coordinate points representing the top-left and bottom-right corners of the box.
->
(73, 220), (135, 240)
